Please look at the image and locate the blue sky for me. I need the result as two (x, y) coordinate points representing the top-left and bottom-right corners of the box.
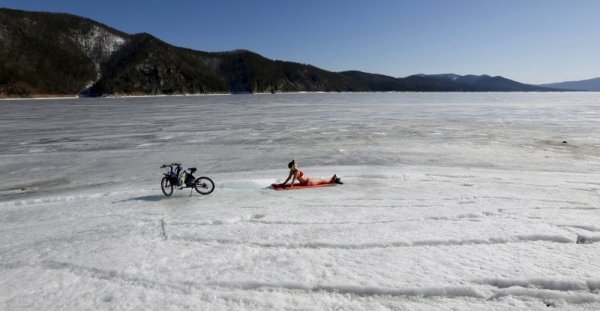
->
(1, 0), (599, 84)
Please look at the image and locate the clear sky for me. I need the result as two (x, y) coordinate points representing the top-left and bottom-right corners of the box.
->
(1, 0), (599, 84)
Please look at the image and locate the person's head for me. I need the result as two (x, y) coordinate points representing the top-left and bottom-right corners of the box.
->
(288, 159), (296, 169)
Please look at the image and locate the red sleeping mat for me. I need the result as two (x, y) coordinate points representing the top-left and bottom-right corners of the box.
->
(271, 183), (335, 191)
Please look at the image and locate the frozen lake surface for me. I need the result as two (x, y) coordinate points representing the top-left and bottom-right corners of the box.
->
(2, 93), (600, 309)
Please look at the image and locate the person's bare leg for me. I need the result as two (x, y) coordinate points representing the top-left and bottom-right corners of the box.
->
(306, 178), (330, 186)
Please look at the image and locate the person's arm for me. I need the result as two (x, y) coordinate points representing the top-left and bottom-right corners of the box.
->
(281, 171), (293, 185)
(288, 172), (297, 189)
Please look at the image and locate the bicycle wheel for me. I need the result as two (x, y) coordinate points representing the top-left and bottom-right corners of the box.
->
(195, 177), (215, 195)
(161, 177), (174, 196)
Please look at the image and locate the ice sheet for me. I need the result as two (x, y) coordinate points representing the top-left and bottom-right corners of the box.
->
(2, 93), (600, 309)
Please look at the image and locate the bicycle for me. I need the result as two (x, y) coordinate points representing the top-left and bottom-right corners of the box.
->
(160, 163), (215, 197)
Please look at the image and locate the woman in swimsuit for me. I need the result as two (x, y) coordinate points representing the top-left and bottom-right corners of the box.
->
(279, 160), (342, 189)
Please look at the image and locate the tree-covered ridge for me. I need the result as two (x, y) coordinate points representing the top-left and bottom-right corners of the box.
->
(0, 8), (129, 96)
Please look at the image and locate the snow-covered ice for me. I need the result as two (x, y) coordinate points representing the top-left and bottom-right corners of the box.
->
(2, 93), (600, 309)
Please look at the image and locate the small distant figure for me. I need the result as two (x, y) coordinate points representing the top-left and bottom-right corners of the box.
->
(562, 141), (568, 144)
(278, 160), (342, 190)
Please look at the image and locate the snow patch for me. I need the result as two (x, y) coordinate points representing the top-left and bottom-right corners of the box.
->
(72, 25), (126, 85)
(6, 193), (112, 207)
(74, 25), (126, 63)
(576, 234), (600, 244)
(170, 234), (576, 250)
(209, 281), (488, 299)
(478, 278), (590, 291)
(168, 214), (261, 226)
(492, 287), (599, 304)
(219, 179), (275, 190)
(42, 260), (194, 294)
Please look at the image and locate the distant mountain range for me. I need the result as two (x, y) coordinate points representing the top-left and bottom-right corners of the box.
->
(540, 77), (600, 91)
(0, 8), (567, 97)
(339, 71), (560, 92)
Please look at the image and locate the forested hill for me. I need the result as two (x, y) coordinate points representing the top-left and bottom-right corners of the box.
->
(0, 8), (560, 97)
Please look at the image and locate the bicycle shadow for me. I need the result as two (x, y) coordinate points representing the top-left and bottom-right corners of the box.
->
(125, 192), (205, 202)
(126, 195), (166, 202)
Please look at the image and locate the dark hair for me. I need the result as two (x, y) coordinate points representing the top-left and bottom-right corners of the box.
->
(288, 160), (295, 169)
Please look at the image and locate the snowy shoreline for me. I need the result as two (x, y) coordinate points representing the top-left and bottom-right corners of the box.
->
(2, 90), (595, 101)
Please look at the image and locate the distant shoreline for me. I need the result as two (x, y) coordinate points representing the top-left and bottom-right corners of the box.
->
(1, 90), (591, 100)
(0, 95), (79, 101)
(0, 93), (229, 100)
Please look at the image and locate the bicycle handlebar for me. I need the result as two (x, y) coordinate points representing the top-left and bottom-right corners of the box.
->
(160, 163), (182, 168)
